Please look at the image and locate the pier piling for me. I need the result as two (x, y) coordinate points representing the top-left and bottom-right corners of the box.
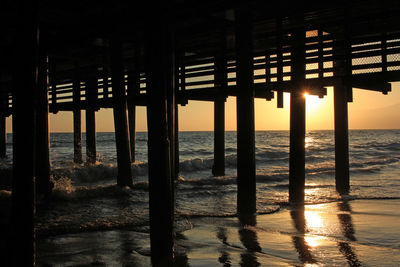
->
(213, 52), (227, 177)
(11, 5), (38, 265)
(289, 91), (306, 204)
(333, 36), (351, 194)
(73, 70), (83, 164)
(35, 50), (52, 196)
(73, 110), (83, 163)
(145, 10), (174, 265)
(175, 104), (180, 176)
(128, 105), (136, 163)
(334, 81), (350, 194)
(110, 38), (133, 187)
(167, 72), (176, 181)
(289, 28), (306, 204)
(213, 97), (225, 176)
(235, 7), (256, 215)
(85, 76), (97, 165)
(85, 109), (96, 164)
(127, 71), (140, 163)
(0, 116), (5, 158)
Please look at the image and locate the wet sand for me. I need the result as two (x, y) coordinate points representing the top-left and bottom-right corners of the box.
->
(36, 199), (400, 266)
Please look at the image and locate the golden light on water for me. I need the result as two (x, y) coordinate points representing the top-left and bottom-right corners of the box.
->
(304, 235), (322, 248)
(305, 136), (314, 148)
(305, 210), (324, 229)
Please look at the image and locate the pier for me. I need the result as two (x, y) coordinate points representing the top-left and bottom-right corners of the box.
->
(1, 0), (400, 265)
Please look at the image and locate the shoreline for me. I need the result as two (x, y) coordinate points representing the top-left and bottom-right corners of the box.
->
(32, 198), (400, 266)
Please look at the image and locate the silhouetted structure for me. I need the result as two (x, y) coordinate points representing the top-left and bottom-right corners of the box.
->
(1, 0), (399, 265)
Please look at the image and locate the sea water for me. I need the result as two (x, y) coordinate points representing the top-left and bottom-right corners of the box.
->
(1, 130), (399, 265)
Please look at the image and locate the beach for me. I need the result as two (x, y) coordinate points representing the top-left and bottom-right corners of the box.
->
(36, 199), (400, 266)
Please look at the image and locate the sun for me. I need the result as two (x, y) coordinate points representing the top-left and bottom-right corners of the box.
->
(304, 93), (322, 113)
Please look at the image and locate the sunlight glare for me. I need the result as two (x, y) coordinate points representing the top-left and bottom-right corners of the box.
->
(305, 210), (324, 229)
(304, 235), (322, 248)
(305, 93), (322, 113)
(305, 136), (314, 148)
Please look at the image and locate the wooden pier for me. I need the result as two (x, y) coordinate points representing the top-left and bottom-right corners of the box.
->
(1, 0), (400, 265)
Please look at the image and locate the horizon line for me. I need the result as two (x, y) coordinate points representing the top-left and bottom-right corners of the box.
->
(6, 128), (399, 134)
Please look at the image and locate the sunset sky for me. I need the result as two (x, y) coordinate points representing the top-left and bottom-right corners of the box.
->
(5, 82), (400, 133)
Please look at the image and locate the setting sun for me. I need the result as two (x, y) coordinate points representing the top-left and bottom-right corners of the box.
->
(305, 93), (323, 113)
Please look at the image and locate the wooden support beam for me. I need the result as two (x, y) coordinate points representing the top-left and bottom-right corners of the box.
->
(166, 63), (176, 214)
(0, 116), (5, 158)
(145, 9), (174, 265)
(128, 105), (136, 163)
(175, 104), (180, 176)
(351, 80), (391, 94)
(213, 97), (225, 176)
(127, 71), (140, 163)
(334, 81), (350, 194)
(277, 91), (284, 108)
(85, 109), (96, 164)
(289, 28), (306, 204)
(110, 38), (133, 187)
(235, 7), (256, 215)
(11, 3), (38, 265)
(334, 33), (350, 195)
(85, 75), (97, 165)
(35, 47), (52, 197)
(73, 68), (83, 164)
(289, 91), (306, 204)
(213, 51), (227, 177)
(167, 66), (176, 182)
(73, 110), (82, 163)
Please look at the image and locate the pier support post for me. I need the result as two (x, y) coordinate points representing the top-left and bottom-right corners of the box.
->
(0, 116), (5, 158)
(213, 97), (225, 176)
(128, 105), (136, 162)
(167, 69), (176, 182)
(289, 91), (306, 204)
(73, 69), (83, 164)
(213, 50), (227, 177)
(127, 71), (140, 163)
(110, 37), (133, 187)
(334, 82), (350, 194)
(73, 110), (82, 163)
(145, 9), (174, 265)
(333, 34), (351, 194)
(11, 4), (38, 265)
(175, 104), (180, 176)
(85, 76), (97, 165)
(35, 49), (52, 196)
(85, 109), (96, 164)
(235, 7), (256, 215)
(289, 28), (306, 204)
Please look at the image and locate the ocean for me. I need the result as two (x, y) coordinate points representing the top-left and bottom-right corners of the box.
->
(1, 130), (400, 266)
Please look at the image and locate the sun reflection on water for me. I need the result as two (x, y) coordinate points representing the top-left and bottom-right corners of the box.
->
(304, 235), (322, 248)
(305, 210), (324, 229)
(305, 136), (314, 148)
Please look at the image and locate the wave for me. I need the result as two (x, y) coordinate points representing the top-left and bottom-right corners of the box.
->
(175, 205), (281, 219)
(351, 157), (399, 168)
(36, 218), (150, 238)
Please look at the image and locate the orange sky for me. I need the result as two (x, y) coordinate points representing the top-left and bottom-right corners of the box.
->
(5, 83), (400, 133)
